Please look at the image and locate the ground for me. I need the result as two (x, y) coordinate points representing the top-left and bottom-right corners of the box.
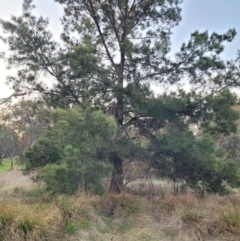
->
(0, 159), (240, 241)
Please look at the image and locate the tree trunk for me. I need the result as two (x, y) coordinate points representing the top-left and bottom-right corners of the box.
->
(0, 156), (4, 166)
(109, 57), (125, 194)
(109, 152), (124, 193)
(0, 151), (6, 165)
(10, 148), (16, 169)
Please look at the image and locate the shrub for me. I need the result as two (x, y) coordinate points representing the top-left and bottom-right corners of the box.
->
(24, 138), (61, 170)
(38, 164), (83, 194)
(23, 107), (117, 195)
(38, 162), (111, 195)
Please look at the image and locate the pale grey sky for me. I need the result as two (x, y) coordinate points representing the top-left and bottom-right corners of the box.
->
(0, 0), (240, 98)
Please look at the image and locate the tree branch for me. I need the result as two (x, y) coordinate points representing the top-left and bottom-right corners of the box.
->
(0, 92), (27, 106)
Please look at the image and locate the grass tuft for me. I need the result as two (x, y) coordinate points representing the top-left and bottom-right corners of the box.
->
(181, 208), (205, 223)
(220, 207), (240, 234)
(0, 200), (63, 240)
(65, 221), (79, 234)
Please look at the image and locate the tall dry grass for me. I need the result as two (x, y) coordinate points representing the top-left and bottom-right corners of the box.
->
(0, 200), (64, 241)
(0, 170), (38, 192)
(0, 171), (240, 240)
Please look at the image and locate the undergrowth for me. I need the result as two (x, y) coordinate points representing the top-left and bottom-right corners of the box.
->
(0, 171), (240, 241)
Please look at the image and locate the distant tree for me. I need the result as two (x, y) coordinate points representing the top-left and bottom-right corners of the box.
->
(1, 0), (240, 193)
(0, 98), (52, 170)
(0, 98), (52, 154)
(0, 124), (17, 166)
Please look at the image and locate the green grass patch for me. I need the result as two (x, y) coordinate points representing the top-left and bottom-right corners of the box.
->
(65, 221), (79, 234)
(0, 159), (12, 172)
(0, 158), (21, 173)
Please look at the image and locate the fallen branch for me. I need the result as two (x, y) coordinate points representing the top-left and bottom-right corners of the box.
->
(0, 92), (27, 106)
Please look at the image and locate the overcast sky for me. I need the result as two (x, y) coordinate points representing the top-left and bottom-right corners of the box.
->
(0, 0), (240, 98)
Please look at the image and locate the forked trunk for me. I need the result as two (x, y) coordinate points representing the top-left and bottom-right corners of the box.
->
(109, 152), (124, 193)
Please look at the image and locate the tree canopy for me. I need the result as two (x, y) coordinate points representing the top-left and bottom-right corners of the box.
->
(1, 0), (240, 194)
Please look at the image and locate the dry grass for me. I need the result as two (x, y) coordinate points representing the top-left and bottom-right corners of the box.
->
(125, 178), (175, 197)
(0, 170), (39, 192)
(0, 171), (240, 241)
(0, 200), (64, 241)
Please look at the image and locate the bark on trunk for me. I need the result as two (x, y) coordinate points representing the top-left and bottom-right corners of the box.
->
(109, 152), (124, 193)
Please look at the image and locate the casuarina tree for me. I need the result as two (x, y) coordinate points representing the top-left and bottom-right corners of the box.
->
(1, 0), (240, 193)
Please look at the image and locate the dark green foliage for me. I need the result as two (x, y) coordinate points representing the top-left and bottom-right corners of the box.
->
(151, 130), (240, 194)
(24, 138), (61, 170)
(24, 107), (117, 194)
(127, 87), (240, 194)
(199, 90), (239, 135)
(38, 164), (83, 194)
(38, 161), (111, 195)
(83, 163), (112, 195)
